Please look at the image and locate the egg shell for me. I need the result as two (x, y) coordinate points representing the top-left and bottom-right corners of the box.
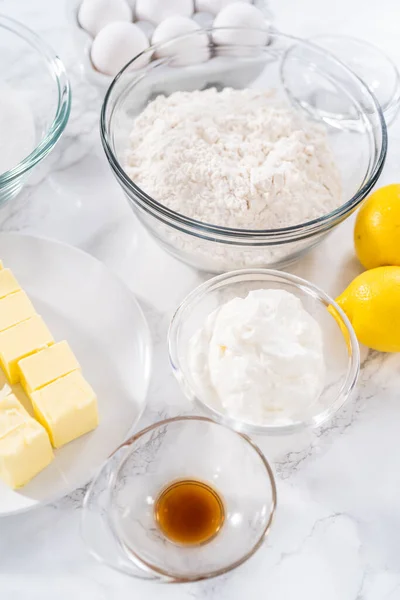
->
(212, 2), (269, 45)
(135, 0), (194, 25)
(152, 16), (209, 66)
(91, 21), (150, 76)
(78, 0), (132, 37)
(195, 0), (251, 16)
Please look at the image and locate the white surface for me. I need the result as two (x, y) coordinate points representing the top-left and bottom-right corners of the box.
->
(0, 233), (151, 515)
(1, 0), (400, 598)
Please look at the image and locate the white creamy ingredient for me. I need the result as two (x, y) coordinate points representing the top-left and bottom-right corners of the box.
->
(188, 289), (326, 424)
(125, 88), (342, 230)
(0, 87), (35, 175)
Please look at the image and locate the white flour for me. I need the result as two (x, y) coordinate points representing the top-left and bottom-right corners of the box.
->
(125, 87), (342, 230)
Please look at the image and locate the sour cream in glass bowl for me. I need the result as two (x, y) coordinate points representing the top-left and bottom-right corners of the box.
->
(168, 269), (360, 435)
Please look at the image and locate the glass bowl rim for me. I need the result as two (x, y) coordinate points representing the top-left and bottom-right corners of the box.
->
(100, 28), (387, 240)
(168, 269), (361, 436)
(310, 33), (400, 122)
(0, 14), (71, 185)
(107, 415), (278, 583)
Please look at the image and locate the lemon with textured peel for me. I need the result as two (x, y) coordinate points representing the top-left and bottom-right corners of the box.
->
(335, 266), (400, 352)
(354, 183), (400, 269)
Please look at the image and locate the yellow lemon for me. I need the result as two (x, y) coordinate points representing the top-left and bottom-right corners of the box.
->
(335, 266), (400, 352)
(354, 183), (400, 269)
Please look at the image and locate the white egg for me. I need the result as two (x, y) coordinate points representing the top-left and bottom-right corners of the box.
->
(152, 16), (209, 66)
(78, 0), (132, 37)
(136, 0), (194, 25)
(212, 3), (269, 46)
(195, 0), (251, 16)
(91, 22), (150, 76)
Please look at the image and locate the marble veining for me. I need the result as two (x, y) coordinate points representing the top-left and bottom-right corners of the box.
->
(1, 0), (400, 598)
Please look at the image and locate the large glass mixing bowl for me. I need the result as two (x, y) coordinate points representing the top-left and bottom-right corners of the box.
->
(101, 30), (387, 273)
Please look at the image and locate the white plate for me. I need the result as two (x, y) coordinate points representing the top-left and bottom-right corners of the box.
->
(0, 233), (152, 516)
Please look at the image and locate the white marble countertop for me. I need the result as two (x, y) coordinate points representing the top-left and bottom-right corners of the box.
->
(1, 0), (400, 598)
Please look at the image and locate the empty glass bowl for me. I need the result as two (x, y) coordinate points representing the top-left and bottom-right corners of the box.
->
(82, 416), (277, 582)
(168, 270), (360, 435)
(311, 35), (400, 125)
(101, 29), (386, 272)
(0, 16), (71, 205)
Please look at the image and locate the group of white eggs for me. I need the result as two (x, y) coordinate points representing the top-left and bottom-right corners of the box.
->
(78, 0), (270, 76)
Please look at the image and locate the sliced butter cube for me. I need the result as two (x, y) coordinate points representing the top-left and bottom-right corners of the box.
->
(0, 315), (54, 384)
(0, 290), (36, 333)
(0, 393), (31, 438)
(0, 268), (20, 299)
(0, 394), (53, 489)
(18, 340), (80, 393)
(30, 371), (99, 448)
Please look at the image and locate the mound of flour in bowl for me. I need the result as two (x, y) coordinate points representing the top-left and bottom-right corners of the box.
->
(125, 87), (342, 229)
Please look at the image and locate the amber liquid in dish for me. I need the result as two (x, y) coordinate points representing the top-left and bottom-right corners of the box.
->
(154, 479), (225, 546)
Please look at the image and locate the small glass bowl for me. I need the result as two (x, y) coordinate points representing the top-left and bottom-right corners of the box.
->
(0, 16), (71, 205)
(82, 416), (277, 582)
(311, 35), (400, 125)
(168, 269), (360, 435)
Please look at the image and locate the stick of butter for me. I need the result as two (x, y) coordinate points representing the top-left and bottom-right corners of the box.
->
(30, 371), (99, 448)
(0, 315), (54, 384)
(18, 340), (80, 393)
(0, 290), (36, 333)
(0, 268), (20, 300)
(0, 394), (53, 489)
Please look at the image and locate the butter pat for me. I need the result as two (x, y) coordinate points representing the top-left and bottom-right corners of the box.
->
(0, 315), (54, 384)
(0, 290), (36, 333)
(18, 340), (80, 393)
(0, 268), (20, 299)
(0, 393), (31, 437)
(30, 371), (99, 448)
(0, 394), (53, 488)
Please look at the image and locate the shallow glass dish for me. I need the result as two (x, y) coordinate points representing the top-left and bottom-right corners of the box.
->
(0, 16), (71, 205)
(168, 270), (360, 435)
(101, 29), (386, 273)
(82, 416), (277, 582)
(311, 35), (400, 126)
